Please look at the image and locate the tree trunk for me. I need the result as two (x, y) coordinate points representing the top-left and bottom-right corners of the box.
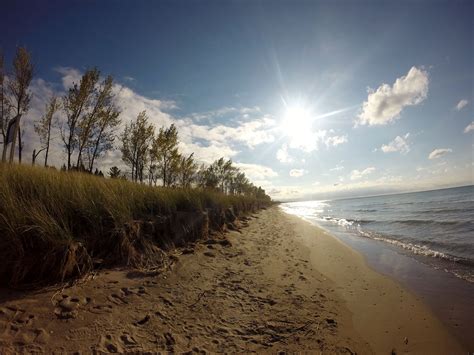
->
(9, 116), (21, 163)
(18, 129), (22, 163)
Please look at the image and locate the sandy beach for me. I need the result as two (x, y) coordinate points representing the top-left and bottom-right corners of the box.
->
(0, 206), (465, 354)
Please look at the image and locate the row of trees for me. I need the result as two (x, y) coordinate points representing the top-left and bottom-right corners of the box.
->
(0, 47), (121, 172)
(1, 47), (270, 200)
(120, 111), (268, 198)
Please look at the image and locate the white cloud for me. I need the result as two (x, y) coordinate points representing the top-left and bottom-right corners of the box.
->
(357, 67), (429, 126)
(324, 134), (348, 147)
(188, 106), (261, 123)
(287, 129), (348, 153)
(234, 162), (278, 181)
(381, 133), (410, 154)
(276, 144), (292, 163)
(350, 167), (376, 180)
(55, 67), (82, 89)
(455, 99), (468, 111)
(428, 148), (452, 160)
(289, 169), (307, 178)
(463, 121), (474, 133)
(330, 164), (344, 171)
(178, 142), (238, 165)
(206, 117), (275, 148)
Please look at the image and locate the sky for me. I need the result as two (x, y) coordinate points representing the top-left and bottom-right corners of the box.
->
(1, 0), (472, 200)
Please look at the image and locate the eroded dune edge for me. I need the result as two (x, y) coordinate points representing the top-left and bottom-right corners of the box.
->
(0, 207), (464, 354)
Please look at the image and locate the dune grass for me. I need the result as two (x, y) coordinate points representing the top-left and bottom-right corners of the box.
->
(0, 163), (270, 286)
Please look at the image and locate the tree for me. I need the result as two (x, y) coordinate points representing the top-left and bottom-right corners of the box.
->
(0, 51), (13, 162)
(34, 95), (60, 167)
(231, 172), (249, 195)
(196, 163), (219, 190)
(76, 75), (115, 168)
(85, 84), (121, 172)
(120, 111), (154, 182)
(108, 166), (121, 178)
(61, 68), (99, 170)
(151, 124), (181, 187)
(177, 153), (198, 188)
(6, 47), (34, 163)
(210, 157), (235, 194)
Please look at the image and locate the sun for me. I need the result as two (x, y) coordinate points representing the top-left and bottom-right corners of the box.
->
(280, 104), (315, 147)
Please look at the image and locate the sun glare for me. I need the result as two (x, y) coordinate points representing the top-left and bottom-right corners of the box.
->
(281, 104), (315, 148)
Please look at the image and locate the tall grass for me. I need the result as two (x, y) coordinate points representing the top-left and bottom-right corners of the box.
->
(0, 163), (269, 286)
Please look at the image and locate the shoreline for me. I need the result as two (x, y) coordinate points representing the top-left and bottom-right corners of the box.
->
(282, 207), (474, 351)
(283, 211), (467, 353)
(0, 207), (465, 353)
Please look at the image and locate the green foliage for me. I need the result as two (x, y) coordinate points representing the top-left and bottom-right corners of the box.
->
(9, 47), (34, 116)
(61, 68), (100, 169)
(120, 111), (155, 182)
(0, 51), (12, 149)
(178, 153), (198, 188)
(151, 123), (181, 187)
(108, 166), (121, 178)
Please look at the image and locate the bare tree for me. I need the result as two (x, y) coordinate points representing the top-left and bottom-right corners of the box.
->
(34, 95), (60, 166)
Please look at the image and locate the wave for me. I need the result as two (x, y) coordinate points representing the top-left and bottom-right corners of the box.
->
(390, 219), (471, 227)
(418, 207), (474, 214)
(313, 214), (474, 265)
(320, 216), (375, 226)
(357, 230), (474, 266)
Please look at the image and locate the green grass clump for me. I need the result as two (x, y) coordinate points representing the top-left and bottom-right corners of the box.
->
(0, 163), (270, 286)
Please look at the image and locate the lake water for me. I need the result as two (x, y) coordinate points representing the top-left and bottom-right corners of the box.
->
(281, 185), (474, 350)
(281, 185), (474, 283)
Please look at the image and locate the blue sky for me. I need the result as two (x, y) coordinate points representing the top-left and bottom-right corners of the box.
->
(1, 0), (472, 199)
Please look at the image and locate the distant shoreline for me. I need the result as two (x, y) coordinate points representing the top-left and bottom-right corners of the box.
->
(280, 184), (474, 203)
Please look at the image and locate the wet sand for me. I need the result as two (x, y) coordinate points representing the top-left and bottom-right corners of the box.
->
(0, 207), (464, 353)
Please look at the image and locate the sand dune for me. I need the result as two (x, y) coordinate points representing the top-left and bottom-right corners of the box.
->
(0, 207), (464, 353)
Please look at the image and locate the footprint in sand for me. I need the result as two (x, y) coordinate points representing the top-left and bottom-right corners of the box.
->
(90, 303), (113, 314)
(120, 286), (147, 296)
(0, 306), (36, 327)
(0, 306), (49, 349)
(133, 314), (151, 326)
(107, 293), (128, 305)
(107, 286), (147, 306)
(53, 295), (91, 319)
(98, 334), (124, 353)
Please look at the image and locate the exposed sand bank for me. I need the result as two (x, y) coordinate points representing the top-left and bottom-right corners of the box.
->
(0, 207), (464, 353)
